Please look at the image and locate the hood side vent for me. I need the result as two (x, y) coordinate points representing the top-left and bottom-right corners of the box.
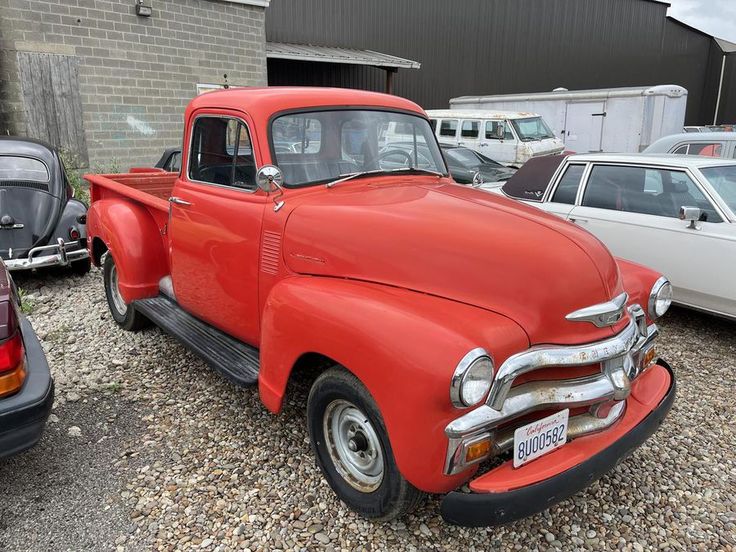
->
(0, 180), (50, 192)
(261, 231), (282, 275)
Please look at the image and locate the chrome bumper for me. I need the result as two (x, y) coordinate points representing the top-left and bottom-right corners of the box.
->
(5, 238), (88, 271)
(445, 309), (659, 475)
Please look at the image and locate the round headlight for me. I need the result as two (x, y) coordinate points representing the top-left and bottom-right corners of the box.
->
(648, 276), (672, 320)
(451, 349), (494, 408)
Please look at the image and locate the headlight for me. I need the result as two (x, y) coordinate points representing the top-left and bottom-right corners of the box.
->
(450, 348), (494, 408)
(648, 276), (672, 320)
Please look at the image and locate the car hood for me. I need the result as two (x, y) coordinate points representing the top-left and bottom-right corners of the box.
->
(282, 179), (627, 345)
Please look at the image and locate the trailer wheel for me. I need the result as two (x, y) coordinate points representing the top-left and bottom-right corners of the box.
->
(307, 367), (425, 520)
(103, 254), (149, 331)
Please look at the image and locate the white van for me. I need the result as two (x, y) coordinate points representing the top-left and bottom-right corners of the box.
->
(426, 109), (564, 167)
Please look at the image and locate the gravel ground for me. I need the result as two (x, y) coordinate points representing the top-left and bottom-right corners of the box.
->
(1, 268), (734, 552)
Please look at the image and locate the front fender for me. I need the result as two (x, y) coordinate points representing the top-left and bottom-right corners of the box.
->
(259, 277), (528, 493)
(87, 198), (168, 302)
(616, 257), (663, 322)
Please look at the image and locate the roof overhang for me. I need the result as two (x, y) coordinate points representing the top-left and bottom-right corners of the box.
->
(266, 42), (421, 70)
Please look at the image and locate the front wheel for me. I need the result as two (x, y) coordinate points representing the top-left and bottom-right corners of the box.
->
(103, 254), (149, 331)
(307, 367), (425, 520)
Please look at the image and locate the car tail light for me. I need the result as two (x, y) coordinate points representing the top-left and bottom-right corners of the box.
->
(0, 300), (26, 398)
(69, 227), (81, 240)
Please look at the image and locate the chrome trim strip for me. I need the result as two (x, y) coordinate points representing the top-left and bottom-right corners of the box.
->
(487, 317), (640, 410)
(648, 276), (671, 320)
(566, 292), (628, 327)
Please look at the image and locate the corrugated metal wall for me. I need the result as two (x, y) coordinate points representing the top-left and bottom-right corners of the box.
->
(266, 0), (727, 125)
(721, 55), (736, 123)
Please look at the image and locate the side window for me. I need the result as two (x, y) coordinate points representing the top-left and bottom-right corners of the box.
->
(485, 121), (514, 141)
(461, 120), (480, 138)
(689, 143), (723, 157)
(582, 165), (722, 221)
(439, 119), (458, 138)
(551, 164), (585, 204)
(189, 117), (256, 189)
(672, 144), (689, 155)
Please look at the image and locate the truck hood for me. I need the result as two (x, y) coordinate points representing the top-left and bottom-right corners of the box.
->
(282, 179), (627, 345)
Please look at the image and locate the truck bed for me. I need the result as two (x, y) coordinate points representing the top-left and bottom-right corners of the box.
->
(84, 172), (176, 210)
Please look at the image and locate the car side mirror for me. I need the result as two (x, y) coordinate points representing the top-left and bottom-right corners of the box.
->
(472, 171), (484, 187)
(496, 124), (505, 140)
(256, 165), (286, 211)
(679, 206), (701, 229)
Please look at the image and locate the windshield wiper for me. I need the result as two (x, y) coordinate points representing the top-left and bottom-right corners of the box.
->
(326, 167), (443, 188)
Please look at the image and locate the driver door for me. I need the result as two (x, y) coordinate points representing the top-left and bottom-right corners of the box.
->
(169, 111), (268, 345)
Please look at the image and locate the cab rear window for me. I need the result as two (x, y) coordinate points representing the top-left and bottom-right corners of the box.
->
(0, 156), (49, 182)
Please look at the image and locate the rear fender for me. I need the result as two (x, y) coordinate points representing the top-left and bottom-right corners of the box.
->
(87, 198), (168, 303)
(259, 277), (528, 493)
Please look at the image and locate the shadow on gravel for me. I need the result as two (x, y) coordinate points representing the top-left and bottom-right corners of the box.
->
(0, 394), (146, 552)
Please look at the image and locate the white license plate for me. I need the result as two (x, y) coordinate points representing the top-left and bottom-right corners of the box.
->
(513, 409), (569, 468)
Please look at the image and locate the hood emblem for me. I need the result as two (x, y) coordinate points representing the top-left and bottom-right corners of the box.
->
(566, 292), (628, 328)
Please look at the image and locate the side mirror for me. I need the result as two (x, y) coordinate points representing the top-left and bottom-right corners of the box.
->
(256, 165), (284, 192)
(256, 165), (286, 212)
(679, 206), (701, 229)
(472, 171), (484, 187)
(496, 124), (505, 140)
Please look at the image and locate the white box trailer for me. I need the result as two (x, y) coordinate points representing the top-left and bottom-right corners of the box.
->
(449, 85), (688, 154)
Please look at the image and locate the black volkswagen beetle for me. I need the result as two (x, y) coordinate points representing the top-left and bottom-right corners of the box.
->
(0, 137), (89, 273)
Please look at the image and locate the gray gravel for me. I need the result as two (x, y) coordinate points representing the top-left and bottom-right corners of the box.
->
(1, 268), (734, 551)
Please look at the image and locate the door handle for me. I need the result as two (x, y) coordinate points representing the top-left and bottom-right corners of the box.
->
(168, 196), (192, 206)
(480, 143), (488, 147)
(570, 217), (588, 224)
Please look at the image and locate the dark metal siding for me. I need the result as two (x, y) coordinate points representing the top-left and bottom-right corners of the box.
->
(266, 0), (725, 125)
(720, 54), (736, 123)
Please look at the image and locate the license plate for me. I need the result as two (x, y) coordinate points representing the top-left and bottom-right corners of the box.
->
(513, 409), (569, 468)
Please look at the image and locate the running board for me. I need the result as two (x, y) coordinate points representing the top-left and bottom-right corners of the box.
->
(133, 295), (259, 386)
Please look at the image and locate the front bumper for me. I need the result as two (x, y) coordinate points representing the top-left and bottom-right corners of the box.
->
(5, 238), (88, 271)
(0, 317), (54, 459)
(440, 360), (675, 527)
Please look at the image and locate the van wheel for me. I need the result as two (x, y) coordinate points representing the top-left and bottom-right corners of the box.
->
(307, 367), (425, 521)
(103, 254), (149, 331)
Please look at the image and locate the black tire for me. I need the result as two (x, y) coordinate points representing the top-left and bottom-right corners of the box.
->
(103, 254), (149, 331)
(71, 258), (91, 275)
(307, 367), (425, 521)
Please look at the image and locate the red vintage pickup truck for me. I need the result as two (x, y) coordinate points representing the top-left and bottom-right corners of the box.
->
(85, 87), (676, 527)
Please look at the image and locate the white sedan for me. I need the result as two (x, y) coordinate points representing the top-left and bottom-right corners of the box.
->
(500, 153), (736, 320)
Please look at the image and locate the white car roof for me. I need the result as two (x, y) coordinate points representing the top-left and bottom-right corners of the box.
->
(426, 109), (540, 120)
(565, 152), (736, 169)
(644, 132), (736, 152)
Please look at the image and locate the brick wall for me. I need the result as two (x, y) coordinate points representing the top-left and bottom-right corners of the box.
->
(0, 0), (267, 169)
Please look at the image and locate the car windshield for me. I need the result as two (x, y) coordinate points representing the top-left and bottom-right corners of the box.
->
(271, 110), (447, 187)
(700, 165), (736, 214)
(0, 156), (49, 182)
(511, 117), (555, 142)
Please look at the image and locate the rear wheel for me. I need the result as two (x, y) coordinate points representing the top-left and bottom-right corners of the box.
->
(307, 367), (425, 521)
(103, 254), (149, 331)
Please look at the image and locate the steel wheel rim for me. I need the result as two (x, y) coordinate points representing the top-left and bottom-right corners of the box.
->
(323, 399), (384, 492)
(109, 264), (127, 316)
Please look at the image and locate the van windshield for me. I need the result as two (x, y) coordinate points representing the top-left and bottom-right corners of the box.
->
(271, 110), (448, 187)
(511, 117), (555, 142)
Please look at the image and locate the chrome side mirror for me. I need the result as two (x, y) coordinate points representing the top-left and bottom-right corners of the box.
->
(472, 171), (484, 187)
(679, 206), (701, 229)
(256, 165), (286, 211)
(256, 165), (284, 192)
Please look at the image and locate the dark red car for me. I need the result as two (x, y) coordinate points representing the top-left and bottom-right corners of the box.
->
(0, 261), (54, 458)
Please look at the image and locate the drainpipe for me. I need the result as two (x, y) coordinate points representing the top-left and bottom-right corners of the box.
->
(714, 53), (726, 125)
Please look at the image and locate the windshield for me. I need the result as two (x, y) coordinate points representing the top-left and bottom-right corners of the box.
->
(511, 117), (555, 142)
(271, 110), (447, 187)
(0, 156), (49, 182)
(700, 166), (736, 214)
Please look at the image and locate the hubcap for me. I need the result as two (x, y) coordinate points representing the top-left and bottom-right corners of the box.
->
(323, 399), (384, 492)
(109, 264), (127, 316)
